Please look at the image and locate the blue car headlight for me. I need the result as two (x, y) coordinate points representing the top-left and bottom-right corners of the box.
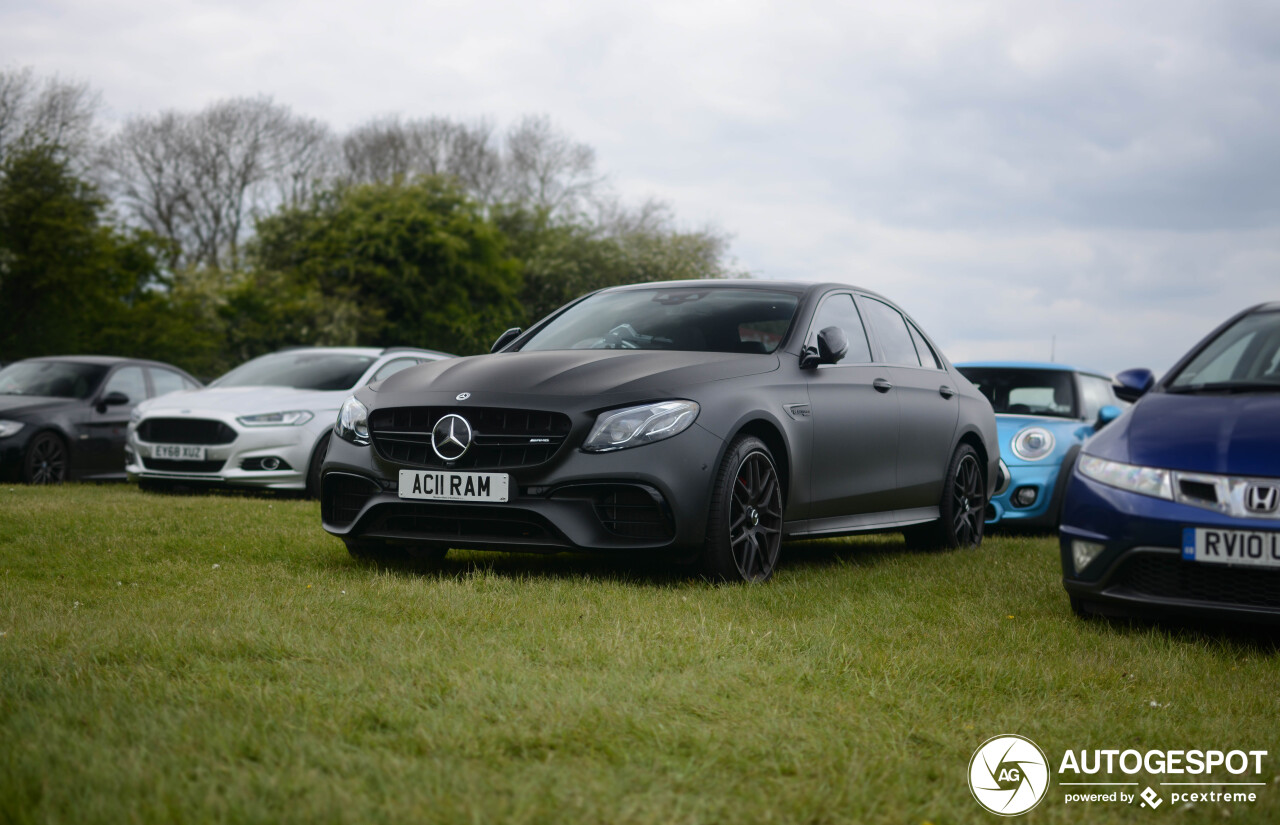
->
(1077, 454), (1174, 501)
(583, 401), (699, 452)
(1011, 426), (1055, 461)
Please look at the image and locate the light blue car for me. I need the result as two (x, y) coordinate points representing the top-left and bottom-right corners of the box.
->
(955, 362), (1123, 529)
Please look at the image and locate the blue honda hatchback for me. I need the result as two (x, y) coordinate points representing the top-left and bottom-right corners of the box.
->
(1060, 303), (1280, 623)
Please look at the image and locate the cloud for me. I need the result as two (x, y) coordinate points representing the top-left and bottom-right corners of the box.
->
(2, 0), (1277, 375)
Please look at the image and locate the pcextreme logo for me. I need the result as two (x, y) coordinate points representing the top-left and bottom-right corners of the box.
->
(969, 735), (1270, 816)
(968, 735), (1051, 816)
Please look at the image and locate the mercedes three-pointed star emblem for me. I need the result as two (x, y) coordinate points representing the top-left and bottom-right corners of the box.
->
(431, 413), (473, 461)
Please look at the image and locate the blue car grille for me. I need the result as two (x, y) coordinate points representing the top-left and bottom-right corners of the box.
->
(1117, 555), (1280, 610)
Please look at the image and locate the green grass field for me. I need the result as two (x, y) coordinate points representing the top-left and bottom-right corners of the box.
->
(0, 484), (1276, 824)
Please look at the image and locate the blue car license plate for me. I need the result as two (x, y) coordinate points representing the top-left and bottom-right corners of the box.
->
(1182, 527), (1280, 569)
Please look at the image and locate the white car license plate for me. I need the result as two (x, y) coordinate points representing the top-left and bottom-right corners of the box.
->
(1182, 527), (1280, 569)
(152, 444), (207, 461)
(398, 470), (509, 502)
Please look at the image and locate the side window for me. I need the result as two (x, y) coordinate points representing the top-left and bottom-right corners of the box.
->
(102, 366), (147, 404)
(907, 322), (942, 369)
(1078, 375), (1116, 421)
(807, 294), (872, 363)
(372, 358), (420, 382)
(150, 368), (188, 398)
(860, 298), (921, 366)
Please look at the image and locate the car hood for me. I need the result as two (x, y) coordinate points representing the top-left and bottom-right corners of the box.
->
(0, 395), (78, 417)
(374, 350), (780, 399)
(138, 386), (349, 417)
(1086, 391), (1280, 476)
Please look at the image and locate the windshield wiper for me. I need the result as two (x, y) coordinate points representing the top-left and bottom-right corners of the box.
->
(1165, 381), (1280, 394)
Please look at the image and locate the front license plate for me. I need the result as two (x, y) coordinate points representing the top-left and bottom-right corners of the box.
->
(398, 470), (509, 502)
(152, 444), (207, 461)
(1182, 527), (1280, 569)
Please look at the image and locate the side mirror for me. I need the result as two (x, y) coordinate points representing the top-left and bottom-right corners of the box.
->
(491, 327), (522, 353)
(1113, 368), (1154, 403)
(817, 326), (848, 365)
(97, 391), (129, 413)
(799, 345), (821, 370)
(1095, 404), (1121, 429)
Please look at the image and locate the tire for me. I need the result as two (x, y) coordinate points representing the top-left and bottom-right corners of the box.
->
(702, 435), (784, 583)
(306, 432), (330, 499)
(23, 432), (68, 485)
(344, 537), (448, 565)
(904, 443), (986, 550)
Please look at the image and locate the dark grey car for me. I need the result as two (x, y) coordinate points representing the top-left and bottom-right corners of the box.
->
(321, 280), (998, 582)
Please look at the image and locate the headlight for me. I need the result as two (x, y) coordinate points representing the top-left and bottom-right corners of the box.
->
(237, 410), (314, 427)
(0, 420), (24, 438)
(582, 401), (699, 452)
(1011, 426), (1055, 461)
(335, 396), (370, 445)
(129, 407), (144, 425)
(1077, 454), (1174, 500)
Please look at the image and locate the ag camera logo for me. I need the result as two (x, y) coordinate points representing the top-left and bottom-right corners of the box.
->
(969, 734), (1051, 816)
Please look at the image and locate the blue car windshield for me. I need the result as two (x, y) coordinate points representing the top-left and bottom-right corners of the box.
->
(0, 361), (109, 399)
(519, 287), (799, 354)
(1167, 309), (1280, 392)
(212, 352), (376, 391)
(957, 367), (1078, 419)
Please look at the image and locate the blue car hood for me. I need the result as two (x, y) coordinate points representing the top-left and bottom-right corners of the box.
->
(1086, 391), (1280, 476)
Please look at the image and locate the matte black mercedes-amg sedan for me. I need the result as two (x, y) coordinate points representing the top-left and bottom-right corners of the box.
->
(321, 281), (998, 581)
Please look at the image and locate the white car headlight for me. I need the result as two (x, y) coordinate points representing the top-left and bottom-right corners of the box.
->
(583, 401), (700, 452)
(335, 396), (370, 445)
(1077, 454), (1174, 500)
(0, 420), (24, 438)
(1011, 426), (1055, 461)
(236, 410), (314, 427)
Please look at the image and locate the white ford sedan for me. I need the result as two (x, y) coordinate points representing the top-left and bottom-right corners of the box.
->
(126, 347), (450, 494)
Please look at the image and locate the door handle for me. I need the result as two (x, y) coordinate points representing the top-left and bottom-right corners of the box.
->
(939, 385), (956, 399)
(873, 378), (893, 393)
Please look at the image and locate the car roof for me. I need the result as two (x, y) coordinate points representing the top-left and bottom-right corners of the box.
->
(269, 346), (451, 359)
(19, 355), (175, 368)
(955, 361), (1111, 378)
(598, 278), (896, 304)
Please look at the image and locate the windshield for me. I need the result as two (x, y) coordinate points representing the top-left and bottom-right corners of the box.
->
(1167, 309), (1280, 391)
(520, 287), (799, 353)
(956, 367), (1078, 419)
(0, 361), (108, 399)
(213, 352), (376, 391)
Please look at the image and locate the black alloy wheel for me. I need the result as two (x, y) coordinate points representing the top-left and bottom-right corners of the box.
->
(947, 448), (985, 547)
(23, 432), (68, 485)
(904, 443), (985, 550)
(704, 435), (783, 582)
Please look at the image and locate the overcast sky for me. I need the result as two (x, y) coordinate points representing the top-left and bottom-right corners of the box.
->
(4, 0), (1278, 374)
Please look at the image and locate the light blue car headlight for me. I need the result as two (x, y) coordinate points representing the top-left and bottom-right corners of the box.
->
(1011, 426), (1055, 461)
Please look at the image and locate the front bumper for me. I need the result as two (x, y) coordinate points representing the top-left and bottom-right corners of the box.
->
(987, 460), (1061, 527)
(127, 413), (328, 490)
(1059, 472), (1280, 623)
(321, 422), (725, 554)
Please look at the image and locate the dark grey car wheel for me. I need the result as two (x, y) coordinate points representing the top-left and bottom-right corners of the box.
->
(905, 443), (985, 550)
(23, 432), (68, 485)
(704, 435), (783, 582)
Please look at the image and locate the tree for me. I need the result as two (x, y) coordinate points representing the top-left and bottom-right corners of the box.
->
(0, 68), (99, 169)
(253, 177), (523, 355)
(0, 145), (161, 359)
(100, 96), (334, 271)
